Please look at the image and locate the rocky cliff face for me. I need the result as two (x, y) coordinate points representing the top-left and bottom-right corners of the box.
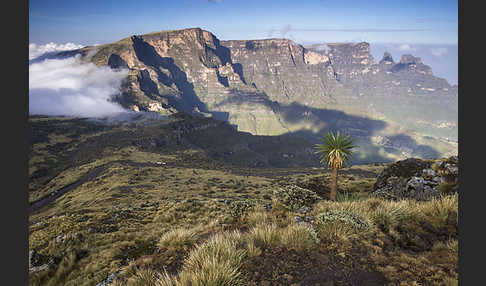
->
(59, 27), (457, 163)
(220, 39), (340, 104)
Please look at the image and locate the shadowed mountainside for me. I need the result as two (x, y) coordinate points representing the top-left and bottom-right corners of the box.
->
(43, 27), (457, 162)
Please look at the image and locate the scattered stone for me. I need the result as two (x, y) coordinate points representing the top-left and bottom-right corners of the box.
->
(298, 206), (312, 214)
(422, 168), (436, 179)
(95, 271), (121, 286)
(55, 234), (66, 244)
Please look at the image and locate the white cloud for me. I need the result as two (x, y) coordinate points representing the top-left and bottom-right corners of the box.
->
(313, 44), (331, 51)
(29, 42), (85, 60)
(29, 54), (129, 117)
(430, 47), (448, 57)
(398, 44), (414, 51)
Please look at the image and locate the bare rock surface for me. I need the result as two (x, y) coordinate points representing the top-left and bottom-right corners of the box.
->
(372, 156), (458, 200)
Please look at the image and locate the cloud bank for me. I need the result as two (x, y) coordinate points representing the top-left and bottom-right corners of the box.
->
(29, 42), (85, 60)
(29, 54), (129, 117)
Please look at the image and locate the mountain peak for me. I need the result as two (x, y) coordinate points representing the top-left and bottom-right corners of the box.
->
(379, 52), (394, 64)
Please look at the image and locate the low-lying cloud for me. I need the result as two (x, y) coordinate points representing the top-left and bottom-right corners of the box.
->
(29, 54), (129, 117)
(29, 42), (85, 60)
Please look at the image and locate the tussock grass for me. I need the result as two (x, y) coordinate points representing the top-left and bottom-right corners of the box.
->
(157, 227), (201, 251)
(153, 222), (322, 285)
(313, 193), (458, 233)
(279, 223), (320, 253)
(245, 204), (268, 227)
(416, 193), (458, 225)
(125, 268), (159, 286)
(157, 231), (247, 286)
(83, 194), (458, 286)
(442, 277), (458, 286)
(244, 239), (262, 258)
(246, 223), (281, 249)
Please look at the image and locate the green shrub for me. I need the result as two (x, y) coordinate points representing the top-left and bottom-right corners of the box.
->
(272, 185), (321, 211)
(316, 210), (369, 230)
(228, 199), (256, 217)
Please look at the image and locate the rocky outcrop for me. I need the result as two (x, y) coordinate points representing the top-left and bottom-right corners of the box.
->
(372, 156), (458, 200)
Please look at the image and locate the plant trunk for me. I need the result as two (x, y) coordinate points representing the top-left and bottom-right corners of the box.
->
(330, 167), (339, 201)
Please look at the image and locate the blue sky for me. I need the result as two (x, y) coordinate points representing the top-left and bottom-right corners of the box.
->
(29, 0), (458, 84)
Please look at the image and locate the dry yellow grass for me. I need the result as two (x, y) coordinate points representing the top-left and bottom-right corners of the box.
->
(156, 231), (247, 286)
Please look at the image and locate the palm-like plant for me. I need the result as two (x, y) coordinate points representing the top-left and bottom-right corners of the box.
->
(314, 131), (357, 201)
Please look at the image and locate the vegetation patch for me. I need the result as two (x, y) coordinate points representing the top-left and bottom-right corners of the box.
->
(272, 184), (321, 211)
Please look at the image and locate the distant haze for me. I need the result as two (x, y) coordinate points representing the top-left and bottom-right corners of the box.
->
(370, 43), (458, 86)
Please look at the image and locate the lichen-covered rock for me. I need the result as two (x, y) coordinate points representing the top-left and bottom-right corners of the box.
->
(372, 156), (458, 200)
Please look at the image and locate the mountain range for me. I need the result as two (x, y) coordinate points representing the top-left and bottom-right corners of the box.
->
(49, 27), (457, 164)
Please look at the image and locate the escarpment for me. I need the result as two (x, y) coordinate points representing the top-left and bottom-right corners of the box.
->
(52, 27), (457, 163)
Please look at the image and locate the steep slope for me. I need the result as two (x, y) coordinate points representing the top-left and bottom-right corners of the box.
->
(52, 27), (457, 163)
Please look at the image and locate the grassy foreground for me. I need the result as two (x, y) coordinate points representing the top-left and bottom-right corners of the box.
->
(102, 194), (458, 286)
(28, 116), (457, 286)
(29, 178), (457, 286)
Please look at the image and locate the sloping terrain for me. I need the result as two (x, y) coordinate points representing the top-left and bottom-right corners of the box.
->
(28, 115), (457, 286)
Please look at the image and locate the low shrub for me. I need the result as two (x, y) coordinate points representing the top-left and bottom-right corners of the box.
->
(316, 210), (369, 230)
(228, 199), (256, 218)
(272, 185), (321, 211)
